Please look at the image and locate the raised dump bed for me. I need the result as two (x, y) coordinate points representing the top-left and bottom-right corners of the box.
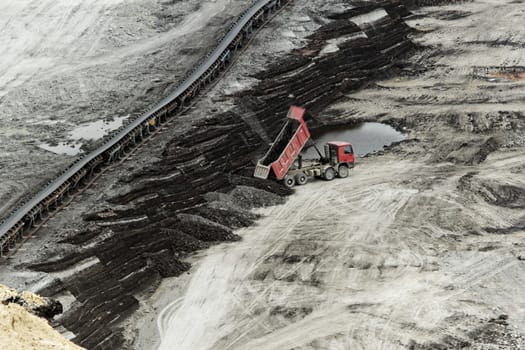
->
(254, 106), (311, 180)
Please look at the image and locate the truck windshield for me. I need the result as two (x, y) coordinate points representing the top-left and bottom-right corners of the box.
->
(344, 146), (353, 154)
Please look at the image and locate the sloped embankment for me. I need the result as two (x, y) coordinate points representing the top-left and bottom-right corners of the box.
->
(30, 1), (416, 348)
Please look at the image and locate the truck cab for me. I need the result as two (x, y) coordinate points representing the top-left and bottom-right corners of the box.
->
(325, 141), (355, 167)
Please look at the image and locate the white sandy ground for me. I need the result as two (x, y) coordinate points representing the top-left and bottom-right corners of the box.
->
(0, 0), (124, 97)
(0, 0), (233, 97)
(152, 151), (525, 350)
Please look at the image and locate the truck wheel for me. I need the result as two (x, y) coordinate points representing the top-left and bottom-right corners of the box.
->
(323, 167), (336, 181)
(295, 173), (308, 185)
(284, 175), (295, 188)
(337, 165), (349, 178)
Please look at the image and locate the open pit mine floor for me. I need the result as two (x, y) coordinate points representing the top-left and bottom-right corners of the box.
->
(156, 153), (525, 350)
(2, 0), (525, 349)
(147, 0), (525, 349)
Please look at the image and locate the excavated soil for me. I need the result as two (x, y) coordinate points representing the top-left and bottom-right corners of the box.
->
(2, 0), (525, 349)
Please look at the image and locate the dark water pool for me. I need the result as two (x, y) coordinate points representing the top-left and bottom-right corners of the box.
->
(303, 122), (406, 158)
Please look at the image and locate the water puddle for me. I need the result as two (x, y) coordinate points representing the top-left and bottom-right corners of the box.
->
(39, 116), (128, 156)
(303, 122), (406, 158)
(69, 116), (128, 141)
(39, 142), (83, 156)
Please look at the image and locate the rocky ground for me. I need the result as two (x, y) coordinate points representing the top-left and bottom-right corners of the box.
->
(1, 0), (525, 349)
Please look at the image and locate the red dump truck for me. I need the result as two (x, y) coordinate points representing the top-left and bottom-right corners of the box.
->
(254, 106), (355, 187)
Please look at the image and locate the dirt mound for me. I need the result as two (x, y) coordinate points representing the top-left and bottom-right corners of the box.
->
(434, 136), (500, 165)
(0, 303), (84, 350)
(412, 0), (472, 5)
(230, 185), (285, 208)
(0, 284), (62, 319)
(458, 172), (525, 209)
(408, 315), (525, 350)
(0, 285), (81, 350)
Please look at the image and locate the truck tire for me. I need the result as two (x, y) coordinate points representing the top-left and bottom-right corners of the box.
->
(323, 167), (336, 181)
(295, 173), (307, 185)
(337, 165), (349, 178)
(284, 175), (295, 188)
